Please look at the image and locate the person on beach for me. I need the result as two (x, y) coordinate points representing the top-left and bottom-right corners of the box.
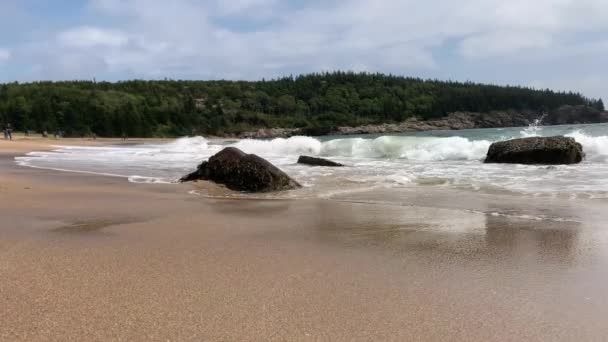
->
(5, 124), (12, 140)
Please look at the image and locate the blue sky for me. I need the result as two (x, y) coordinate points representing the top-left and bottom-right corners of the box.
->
(0, 0), (606, 101)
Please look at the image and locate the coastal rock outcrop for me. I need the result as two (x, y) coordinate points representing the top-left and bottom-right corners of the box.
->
(332, 106), (607, 137)
(180, 147), (301, 192)
(484, 136), (584, 165)
(297, 156), (344, 167)
(234, 106), (607, 139)
(335, 111), (534, 136)
(545, 105), (606, 125)
(238, 128), (299, 139)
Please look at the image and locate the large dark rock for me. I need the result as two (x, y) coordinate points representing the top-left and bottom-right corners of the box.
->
(180, 147), (301, 192)
(297, 156), (344, 167)
(485, 136), (584, 165)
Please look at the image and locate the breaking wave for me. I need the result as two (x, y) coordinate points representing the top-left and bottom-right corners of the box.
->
(566, 130), (608, 162)
(172, 132), (606, 162)
(14, 123), (608, 200)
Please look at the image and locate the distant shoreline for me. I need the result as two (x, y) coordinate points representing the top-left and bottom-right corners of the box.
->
(238, 108), (608, 139)
(2, 73), (604, 140)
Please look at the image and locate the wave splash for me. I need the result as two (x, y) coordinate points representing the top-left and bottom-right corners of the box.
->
(319, 136), (491, 160)
(162, 135), (494, 161)
(14, 123), (608, 200)
(232, 136), (322, 157)
(566, 130), (608, 162)
(191, 131), (607, 162)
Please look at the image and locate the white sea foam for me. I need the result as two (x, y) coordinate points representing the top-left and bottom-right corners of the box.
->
(399, 137), (491, 161)
(94, 130), (606, 164)
(232, 136), (322, 156)
(128, 176), (174, 184)
(14, 123), (608, 201)
(566, 130), (608, 162)
(226, 135), (492, 161)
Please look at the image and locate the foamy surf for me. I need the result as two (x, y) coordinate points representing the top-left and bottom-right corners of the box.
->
(14, 123), (608, 201)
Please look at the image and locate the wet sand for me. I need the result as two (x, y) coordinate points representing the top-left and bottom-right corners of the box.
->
(0, 134), (170, 153)
(2, 138), (608, 341)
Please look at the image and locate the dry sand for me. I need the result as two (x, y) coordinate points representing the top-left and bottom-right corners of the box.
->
(1, 137), (608, 341)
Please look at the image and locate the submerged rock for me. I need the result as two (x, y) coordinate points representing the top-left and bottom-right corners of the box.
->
(180, 147), (301, 192)
(297, 156), (344, 167)
(485, 136), (584, 165)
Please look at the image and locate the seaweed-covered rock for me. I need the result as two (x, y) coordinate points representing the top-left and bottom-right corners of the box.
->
(180, 147), (301, 192)
(485, 136), (584, 165)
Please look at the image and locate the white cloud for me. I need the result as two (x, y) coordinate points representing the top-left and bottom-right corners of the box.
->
(0, 49), (10, 63)
(57, 27), (129, 48)
(3, 0), (608, 99)
(460, 31), (553, 59)
(214, 0), (278, 15)
(70, 0), (453, 77)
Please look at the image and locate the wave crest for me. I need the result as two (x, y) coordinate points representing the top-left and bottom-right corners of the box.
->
(153, 131), (608, 163)
(566, 131), (608, 162)
(230, 136), (322, 156)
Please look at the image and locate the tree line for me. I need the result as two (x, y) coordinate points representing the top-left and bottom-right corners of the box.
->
(0, 72), (603, 137)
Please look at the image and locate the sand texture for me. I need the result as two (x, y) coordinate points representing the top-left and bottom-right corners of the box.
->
(2, 138), (608, 341)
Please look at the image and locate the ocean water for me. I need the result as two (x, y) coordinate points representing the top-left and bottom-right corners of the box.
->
(15, 123), (608, 201)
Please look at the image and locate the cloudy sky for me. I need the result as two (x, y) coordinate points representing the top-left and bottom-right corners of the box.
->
(0, 0), (606, 100)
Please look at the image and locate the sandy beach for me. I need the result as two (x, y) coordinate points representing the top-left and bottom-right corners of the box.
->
(2, 137), (608, 341)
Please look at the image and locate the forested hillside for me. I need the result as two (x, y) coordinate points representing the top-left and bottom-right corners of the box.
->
(0, 72), (603, 137)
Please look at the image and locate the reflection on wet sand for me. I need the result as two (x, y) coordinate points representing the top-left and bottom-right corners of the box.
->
(52, 218), (141, 234)
(208, 198), (294, 216)
(313, 200), (585, 266)
(485, 215), (580, 265)
(205, 197), (589, 267)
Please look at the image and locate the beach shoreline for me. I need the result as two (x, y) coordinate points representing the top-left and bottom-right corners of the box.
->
(2, 138), (608, 341)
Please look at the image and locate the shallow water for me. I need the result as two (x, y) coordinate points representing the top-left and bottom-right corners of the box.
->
(15, 123), (608, 203)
